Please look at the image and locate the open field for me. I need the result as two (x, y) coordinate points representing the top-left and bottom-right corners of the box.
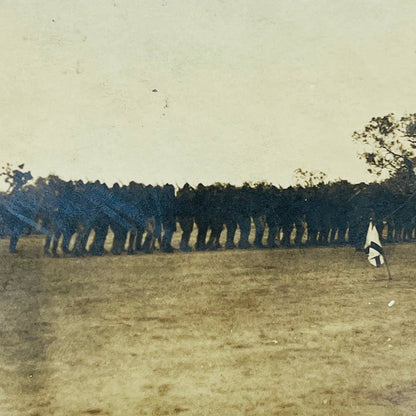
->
(1, 237), (416, 415)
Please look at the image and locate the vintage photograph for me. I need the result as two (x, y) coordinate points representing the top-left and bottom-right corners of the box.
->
(1, 1), (416, 415)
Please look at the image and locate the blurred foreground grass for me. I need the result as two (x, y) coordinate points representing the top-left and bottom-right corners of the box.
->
(0, 236), (416, 415)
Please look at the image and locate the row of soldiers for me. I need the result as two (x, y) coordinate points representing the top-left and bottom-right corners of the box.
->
(0, 174), (415, 256)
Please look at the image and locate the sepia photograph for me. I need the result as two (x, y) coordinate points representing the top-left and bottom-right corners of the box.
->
(1, 1), (416, 415)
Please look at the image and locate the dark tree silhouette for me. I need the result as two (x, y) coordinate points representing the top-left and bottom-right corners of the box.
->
(294, 168), (328, 187)
(353, 113), (416, 179)
(0, 163), (33, 193)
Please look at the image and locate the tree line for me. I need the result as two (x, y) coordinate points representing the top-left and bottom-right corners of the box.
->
(0, 171), (414, 256)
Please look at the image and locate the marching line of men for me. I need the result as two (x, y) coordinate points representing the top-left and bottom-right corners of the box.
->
(0, 175), (415, 256)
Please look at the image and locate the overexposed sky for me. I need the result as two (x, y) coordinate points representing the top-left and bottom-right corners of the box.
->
(1, 0), (416, 187)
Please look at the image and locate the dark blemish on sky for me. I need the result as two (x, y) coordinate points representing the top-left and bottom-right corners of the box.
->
(152, 89), (158, 92)
(162, 98), (169, 116)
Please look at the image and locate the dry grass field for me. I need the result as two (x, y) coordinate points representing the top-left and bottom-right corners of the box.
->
(1, 234), (416, 415)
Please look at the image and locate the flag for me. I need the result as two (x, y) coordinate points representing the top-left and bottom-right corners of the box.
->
(364, 221), (384, 267)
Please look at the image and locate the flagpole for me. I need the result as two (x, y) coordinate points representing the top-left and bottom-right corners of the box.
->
(383, 250), (392, 282)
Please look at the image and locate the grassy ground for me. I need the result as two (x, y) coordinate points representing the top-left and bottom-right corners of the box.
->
(1, 236), (416, 415)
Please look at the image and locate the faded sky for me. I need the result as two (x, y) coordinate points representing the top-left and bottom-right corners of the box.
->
(1, 0), (415, 188)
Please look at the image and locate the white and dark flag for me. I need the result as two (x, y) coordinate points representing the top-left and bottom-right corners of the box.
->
(364, 221), (384, 267)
